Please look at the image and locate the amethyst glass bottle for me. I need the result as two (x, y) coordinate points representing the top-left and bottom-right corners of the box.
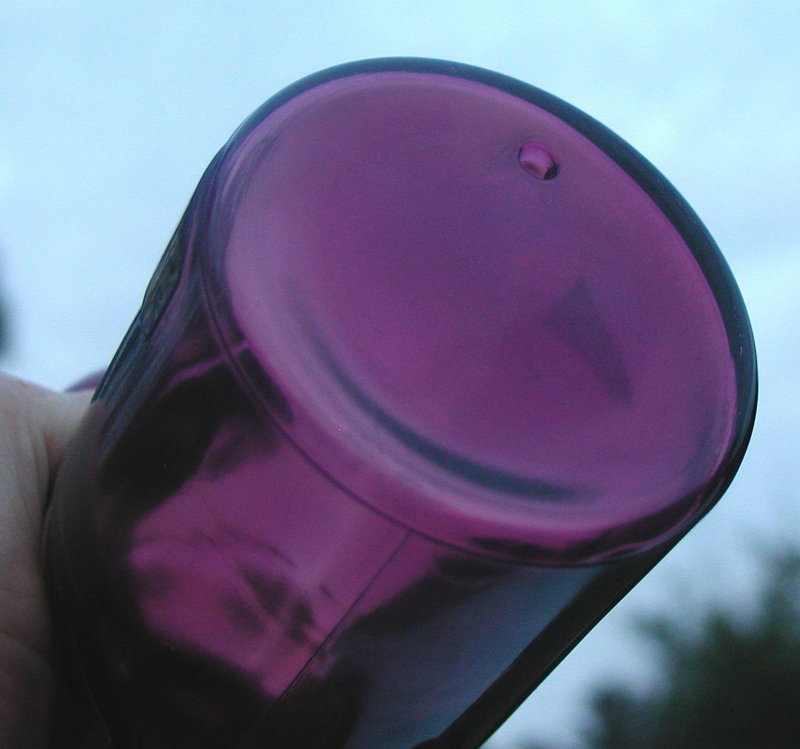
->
(44, 58), (757, 748)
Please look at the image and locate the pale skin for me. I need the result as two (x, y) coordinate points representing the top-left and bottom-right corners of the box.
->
(0, 373), (91, 748)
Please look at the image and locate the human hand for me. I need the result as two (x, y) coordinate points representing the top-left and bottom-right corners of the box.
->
(0, 374), (91, 748)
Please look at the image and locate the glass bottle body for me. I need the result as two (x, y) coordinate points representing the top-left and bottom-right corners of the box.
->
(45, 59), (756, 748)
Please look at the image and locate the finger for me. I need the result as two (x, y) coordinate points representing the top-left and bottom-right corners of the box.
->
(37, 387), (93, 477)
(0, 374), (91, 534)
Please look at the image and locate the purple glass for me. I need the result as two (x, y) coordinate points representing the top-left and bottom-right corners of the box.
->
(44, 58), (756, 748)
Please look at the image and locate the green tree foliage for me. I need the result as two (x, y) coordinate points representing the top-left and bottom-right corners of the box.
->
(514, 550), (800, 749)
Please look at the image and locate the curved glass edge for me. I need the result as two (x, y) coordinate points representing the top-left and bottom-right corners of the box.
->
(194, 56), (757, 558)
(431, 439), (754, 747)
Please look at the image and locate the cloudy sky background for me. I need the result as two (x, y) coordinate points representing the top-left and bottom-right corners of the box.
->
(1, 2), (798, 746)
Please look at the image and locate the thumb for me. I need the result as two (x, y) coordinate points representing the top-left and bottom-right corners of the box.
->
(37, 385), (94, 482)
(0, 377), (91, 748)
(0, 374), (92, 550)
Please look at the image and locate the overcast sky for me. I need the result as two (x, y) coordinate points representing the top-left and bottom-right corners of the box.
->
(1, 2), (798, 747)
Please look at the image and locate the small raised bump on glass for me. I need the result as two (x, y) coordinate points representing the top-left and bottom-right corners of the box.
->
(518, 141), (559, 180)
